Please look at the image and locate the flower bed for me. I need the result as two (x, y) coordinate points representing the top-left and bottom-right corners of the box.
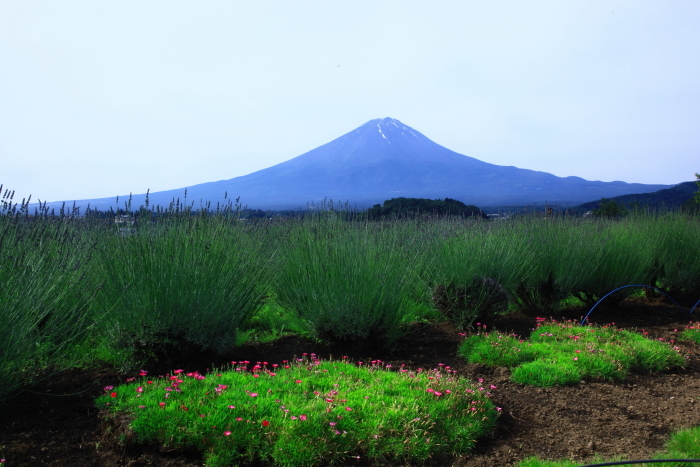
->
(97, 355), (499, 467)
(458, 319), (686, 387)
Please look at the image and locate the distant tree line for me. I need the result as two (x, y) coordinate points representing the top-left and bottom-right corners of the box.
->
(576, 180), (699, 214)
(365, 197), (488, 219)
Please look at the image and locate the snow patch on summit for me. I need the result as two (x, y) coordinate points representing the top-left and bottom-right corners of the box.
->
(377, 123), (389, 142)
(373, 117), (422, 142)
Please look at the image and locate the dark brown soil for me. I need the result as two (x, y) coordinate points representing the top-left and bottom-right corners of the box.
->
(2, 297), (700, 467)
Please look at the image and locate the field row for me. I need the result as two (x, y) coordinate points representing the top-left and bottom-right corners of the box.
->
(2, 212), (699, 401)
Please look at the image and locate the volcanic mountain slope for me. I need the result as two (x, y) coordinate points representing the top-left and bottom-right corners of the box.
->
(35, 118), (669, 212)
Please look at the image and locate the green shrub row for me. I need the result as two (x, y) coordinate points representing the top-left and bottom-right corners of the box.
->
(1, 204), (699, 399)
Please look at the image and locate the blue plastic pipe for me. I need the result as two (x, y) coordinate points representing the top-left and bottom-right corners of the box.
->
(690, 299), (700, 315)
(580, 285), (688, 326)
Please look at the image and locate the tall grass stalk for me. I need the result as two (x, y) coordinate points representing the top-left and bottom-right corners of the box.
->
(643, 214), (700, 295)
(95, 214), (278, 355)
(0, 212), (103, 399)
(275, 216), (427, 345)
(507, 216), (657, 313)
(571, 215), (656, 307)
(426, 217), (535, 328)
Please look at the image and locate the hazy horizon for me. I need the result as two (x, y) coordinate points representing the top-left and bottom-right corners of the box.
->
(2, 1), (698, 203)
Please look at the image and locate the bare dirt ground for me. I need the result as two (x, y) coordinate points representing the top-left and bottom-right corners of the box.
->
(1, 296), (699, 467)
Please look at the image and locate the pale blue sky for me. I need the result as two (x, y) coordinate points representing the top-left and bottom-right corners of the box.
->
(2, 1), (698, 203)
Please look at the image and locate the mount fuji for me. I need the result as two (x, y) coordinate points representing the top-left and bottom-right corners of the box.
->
(36, 117), (670, 212)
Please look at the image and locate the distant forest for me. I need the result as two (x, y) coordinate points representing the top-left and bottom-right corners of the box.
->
(575, 181), (698, 212)
(365, 197), (488, 218)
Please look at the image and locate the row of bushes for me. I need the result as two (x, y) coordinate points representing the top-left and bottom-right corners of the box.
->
(1, 209), (699, 399)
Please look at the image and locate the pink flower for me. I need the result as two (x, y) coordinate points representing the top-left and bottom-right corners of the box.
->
(136, 387), (143, 393)
(295, 380), (302, 384)
(300, 414), (307, 421)
(228, 405), (235, 409)
(249, 393), (258, 397)
(236, 417), (243, 421)
(224, 431), (232, 436)
(110, 392), (117, 398)
(159, 402), (166, 407)
(345, 407), (353, 411)
(262, 420), (270, 426)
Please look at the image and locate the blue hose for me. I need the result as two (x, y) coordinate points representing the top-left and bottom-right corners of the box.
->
(580, 285), (688, 326)
(579, 460), (700, 466)
(690, 299), (700, 315)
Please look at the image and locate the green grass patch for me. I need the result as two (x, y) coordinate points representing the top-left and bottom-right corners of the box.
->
(514, 424), (700, 466)
(97, 357), (499, 467)
(679, 322), (700, 344)
(458, 319), (686, 387)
